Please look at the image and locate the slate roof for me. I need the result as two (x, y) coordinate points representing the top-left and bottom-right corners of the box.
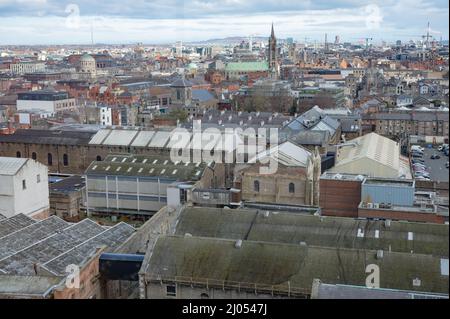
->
(0, 129), (95, 146)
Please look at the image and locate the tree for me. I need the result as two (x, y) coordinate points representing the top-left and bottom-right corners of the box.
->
(169, 108), (189, 123)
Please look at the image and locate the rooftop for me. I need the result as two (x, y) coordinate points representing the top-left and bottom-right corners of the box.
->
(174, 207), (449, 257)
(0, 214), (36, 238)
(0, 129), (95, 146)
(225, 61), (270, 72)
(145, 235), (448, 295)
(85, 154), (209, 181)
(312, 281), (449, 299)
(0, 217), (135, 276)
(0, 157), (28, 176)
(0, 275), (64, 298)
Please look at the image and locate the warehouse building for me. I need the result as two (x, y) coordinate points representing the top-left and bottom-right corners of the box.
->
(137, 206), (449, 299)
(85, 154), (225, 215)
(320, 173), (448, 223)
(328, 132), (412, 179)
(0, 214), (135, 299)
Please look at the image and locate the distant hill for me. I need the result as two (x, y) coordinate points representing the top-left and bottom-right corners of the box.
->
(187, 36), (270, 46)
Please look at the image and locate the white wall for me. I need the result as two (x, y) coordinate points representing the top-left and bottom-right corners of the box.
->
(100, 107), (112, 126)
(0, 175), (14, 217)
(0, 160), (49, 218)
(17, 100), (55, 113)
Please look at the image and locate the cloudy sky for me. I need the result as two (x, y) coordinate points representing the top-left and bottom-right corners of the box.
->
(0, 0), (448, 45)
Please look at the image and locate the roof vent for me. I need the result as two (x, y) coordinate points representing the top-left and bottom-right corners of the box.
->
(300, 241), (307, 246)
(413, 278), (421, 287)
(235, 240), (243, 249)
(185, 233), (193, 237)
(385, 219), (391, 228)
(264, 211), (270, 218)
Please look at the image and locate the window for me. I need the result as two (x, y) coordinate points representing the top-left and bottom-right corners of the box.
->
(289, 183), (295, 194)
(200, 293), (209, 299)
(37, 174), (41, 183)
(47, 153), (53, 166)
(166, 285), (176, 297)
(96, 156), (102, 161)
(22, 179), (26, 190)
(63, 154), (69, 166)
(32, 152), (37, 160)
(254, 180), (260, 192)
(16, 151), (21, 158)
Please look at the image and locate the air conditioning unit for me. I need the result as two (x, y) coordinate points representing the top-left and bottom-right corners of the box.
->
(373, 203), (380, 209)
(367, 203), (374, 209)
(385, 219), (392, 228)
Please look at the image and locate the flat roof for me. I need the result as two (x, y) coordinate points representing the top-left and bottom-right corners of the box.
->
(0, 275), (64, 297)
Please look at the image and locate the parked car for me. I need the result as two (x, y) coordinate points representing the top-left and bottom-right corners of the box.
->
(415, 175), (431, 181)
(411, 145), (425, 152)
(412, 153), (423, 158)
(446, 162), (449, 168)
(431, 154), (441, 160)
(412, 159), (425, 164)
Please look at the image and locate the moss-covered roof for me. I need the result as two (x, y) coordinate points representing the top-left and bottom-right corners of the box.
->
(145, 236), (448, 294)
(174, 207), (449, 257)
(86, 154), (209, 181)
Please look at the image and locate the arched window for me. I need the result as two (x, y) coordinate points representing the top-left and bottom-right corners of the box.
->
(96, 156), (102, 161)
(16, 151), (21, 158)
(32, 152), (37, 160)
(254, 180), (260, 192)
(47, 153), (53, 166)
(289, 183), (295, 194)
(63, 154), (69, 166)
(200, 293), (209, 299)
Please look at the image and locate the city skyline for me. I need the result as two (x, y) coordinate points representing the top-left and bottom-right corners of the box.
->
(0, 0), (448, 45)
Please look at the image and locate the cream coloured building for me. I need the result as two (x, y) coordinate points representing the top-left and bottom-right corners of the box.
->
(329, 132), (411, 179)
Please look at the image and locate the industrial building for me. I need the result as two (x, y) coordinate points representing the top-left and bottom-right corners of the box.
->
(320, 172), (448, 223)
(137, 206), (449, 299)
(0, 214), (135, 299)
(328, 132), (412, 179)
(85, 154), (225, 215)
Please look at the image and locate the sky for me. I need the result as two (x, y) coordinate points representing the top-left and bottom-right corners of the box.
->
(0, 0), (448, 45)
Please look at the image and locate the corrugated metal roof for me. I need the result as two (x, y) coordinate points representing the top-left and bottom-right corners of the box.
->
(0, 157), (28, 176)
(102, 130), (139, 146)
(89, 129), (112, 145)
(131, 131), (155, 147)
(149, 131), (171, 148)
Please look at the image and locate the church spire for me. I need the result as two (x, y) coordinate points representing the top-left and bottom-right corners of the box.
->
(271, 22), (275, 39)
